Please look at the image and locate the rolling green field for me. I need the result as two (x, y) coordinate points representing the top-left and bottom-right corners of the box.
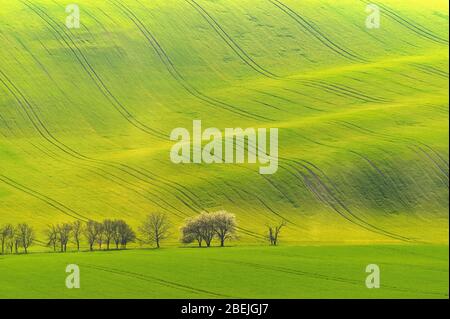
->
(0, 0), (448, 298)
(1, 245), (448, 299)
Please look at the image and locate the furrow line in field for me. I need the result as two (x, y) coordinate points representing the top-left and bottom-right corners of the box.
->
(0, 175), (89, 222)
(0, 112), (15, 138)
(281, 162), (391, 237)
(240, 188), (296, 225)
(349, 150), (414, 209)
(131, 0), (379, 116)
(252, 89), (325, 112)
(0, 67), (202, 217)
(139, 166), (266, 240)
(415, 147), (449, 188)
(413, 64), (449, 79)
(139, 166), (207, 205)
(21, 0), (168, 140)
(200, 172), (293, 236)
(214, 258), (364, 286)
(179, 171), (237, 204)
(259, 173), (300, 208)
(268, 0), (365, 62)
(291, 131), (416, 207)
(233, 132), (416, 232)
(185, 0), (278, 79)
(28, 142), (189, 218)
(417, 146), (449, 179)
(316, 80), (389, 103)
(361, 1), (448, 45)
(300, 80), (388, 103)
(336, 120), (449, 180)
(159, 0), (376, 111)
(186, 0), (383, 108)
(4, 11), (212, 215)
(421, 144), (449, 168)
(283, 88), (332, 106)
(283, 160), (412, 241)
(113, 0), (273, 122)
(213, 259), (448, 297)
(2, 62), (259, 229)
(82, 263), (237, 298)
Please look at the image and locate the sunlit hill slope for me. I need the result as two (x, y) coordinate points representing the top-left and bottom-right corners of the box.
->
(0, 0), (448, 245)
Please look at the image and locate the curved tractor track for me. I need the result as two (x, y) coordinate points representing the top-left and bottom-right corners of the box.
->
(228, 138), (413, 242)
(181, 0), (380, 106)
(111, 0), (273, 123)
(280, 158), (413, 242)
(184, 0), (278, 79)
(21, 0), (168, 141)
(268, 0), (366, 63)
(335, 120), (449, 186)
(1, 68), (264, 240)
(0, 175), (89, 222)
(361, 0), (449, 45)
(81, 263), (238, 298)
(0, 68), (203, 219)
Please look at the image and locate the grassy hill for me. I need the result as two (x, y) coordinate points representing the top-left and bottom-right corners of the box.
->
(0, 0), (448, 246)
(1, 245), (448, 298)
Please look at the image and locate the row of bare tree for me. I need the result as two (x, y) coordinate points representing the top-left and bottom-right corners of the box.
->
(147, 211), (286, 247)
(45, 219), (136, 252)
(1, 212), (287, 254)
(0, 223), (34, 254)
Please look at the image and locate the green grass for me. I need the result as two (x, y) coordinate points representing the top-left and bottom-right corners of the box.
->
(0, 245), (448, 299)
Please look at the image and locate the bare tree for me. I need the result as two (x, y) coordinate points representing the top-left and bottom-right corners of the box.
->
(213, 211), (236, 247)
(102, 219), (116, 250)
(267, 220), (286, 246)
(181, 217), (204, 247)
(17, 223), (34, 254)
(139, 213), (170, 248)
(109, 220), (135, 249)
(72, 220), (83, 251)
(13, 226), (21, 253)
(57, 223), (72, 252)
(112, 220), (122, 249)
(198, 213), (215, 247)
(96, 222), (105, 250)
(84, 220), (100, 251)
(118, 221), (135, 249)
(6, 226), (15, 254)
(45, 225), (59, 252)
(1, 224), (13, 255)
